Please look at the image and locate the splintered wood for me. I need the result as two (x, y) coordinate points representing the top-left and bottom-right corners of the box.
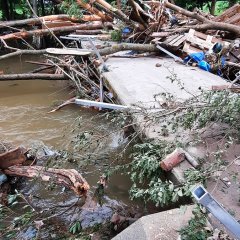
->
(0, 146), (90, 196)
(3, 166), (90, 196)
(0, 147), (27, 169)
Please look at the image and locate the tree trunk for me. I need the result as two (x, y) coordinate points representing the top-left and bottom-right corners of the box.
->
(0, 0), (10, 20)
(229, 0), (237, 7)
(0, 73), (66, 80)
(9, 0), (14, 20)
(0, 15), (103, 29)
(97, 43), (158, 56)
(0, 21), (112, 41)
(3, 166), (90, 196)
(210, 0), (216, 15)
(31, 0), (38, 16)
(0, 43), (158, 61)
(165, 2), (240, 37)
(76, 0), (111, 21)
(40, 0), (46, 16)
(95, 0), (143, 29)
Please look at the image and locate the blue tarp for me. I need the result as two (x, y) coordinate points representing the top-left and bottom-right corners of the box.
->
(184, 52), (225, 74)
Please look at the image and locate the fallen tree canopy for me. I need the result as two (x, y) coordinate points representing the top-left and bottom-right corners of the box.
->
(3, 166), (90, 196)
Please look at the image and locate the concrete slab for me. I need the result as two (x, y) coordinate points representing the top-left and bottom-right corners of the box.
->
(103, 57), (226, 108)
(103, 56), (228, 183)
(113, 205), (195, 240)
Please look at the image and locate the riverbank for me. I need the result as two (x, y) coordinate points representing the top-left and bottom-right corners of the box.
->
(102, 55), (240, 239)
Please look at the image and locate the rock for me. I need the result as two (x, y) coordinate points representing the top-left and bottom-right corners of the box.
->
(79, 205), (113, 229)
(17, 226), (37, 240)
(234, 160), (240, 166)
(155, 63), (162, 67)
(0, 174), (7, 185)
(222, 177), (229, 182)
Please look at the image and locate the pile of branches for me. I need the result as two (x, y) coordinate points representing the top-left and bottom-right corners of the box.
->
(0, 0), (240, 93)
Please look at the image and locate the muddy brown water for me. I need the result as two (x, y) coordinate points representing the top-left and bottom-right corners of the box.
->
(0, 56), (142, 238)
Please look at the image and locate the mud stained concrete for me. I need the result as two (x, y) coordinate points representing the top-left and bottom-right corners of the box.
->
(113, 205), (195, 240)
(103, 57), (226, 108)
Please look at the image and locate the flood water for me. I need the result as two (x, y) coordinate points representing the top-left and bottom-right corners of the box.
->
(0, 56), (141, 238)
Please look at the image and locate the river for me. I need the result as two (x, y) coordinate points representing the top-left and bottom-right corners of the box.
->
(0, 56), (140, 239)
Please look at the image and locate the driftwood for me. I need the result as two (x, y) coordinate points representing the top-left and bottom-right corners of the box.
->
(0, 73), (66, 80)
(29, 65), (55, 74)
(0, 147), (27, 169)
(0, 21), (113, 41)
(3, 166), (90, 196)
(48, 97), (76, 113)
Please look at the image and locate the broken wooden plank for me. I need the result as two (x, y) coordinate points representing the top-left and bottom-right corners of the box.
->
(183, 29), (228, 54)
(150, 32), (171, 38)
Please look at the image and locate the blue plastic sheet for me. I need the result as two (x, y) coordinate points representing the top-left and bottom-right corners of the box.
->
(184, 52), (205, 63)
(198, 60), (211, 72)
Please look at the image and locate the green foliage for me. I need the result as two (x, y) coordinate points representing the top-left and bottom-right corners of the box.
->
(203, 1), (230, 15)
(130, 141), (175, 183)
(110, 30), (122, 42)
(129, 141), (180, 206)
(69, 221), (82, 234)
(60, 0), (83, 18)
(13, 210), (34, 227)
(180, 205), (212, 240)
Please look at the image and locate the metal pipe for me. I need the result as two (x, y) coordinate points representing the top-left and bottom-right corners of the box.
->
(191, 185), (240, 239)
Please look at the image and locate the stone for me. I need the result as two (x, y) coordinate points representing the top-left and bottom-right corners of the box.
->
(113, 205), (195, 240)
(0, 174), (7, 185)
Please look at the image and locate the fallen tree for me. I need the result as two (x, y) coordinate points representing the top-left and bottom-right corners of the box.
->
(0, 14), (102, 29)
(0, 73), (66, 80)
(76, 0), (112, 21)
(0, 44), (159, 61)
(0, 21), (113, 41)
(165, 2), (240, 37)
(3, 166), (90, 196)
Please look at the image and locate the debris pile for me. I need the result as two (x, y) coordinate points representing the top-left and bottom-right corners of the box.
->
(0, 1), (239, 101)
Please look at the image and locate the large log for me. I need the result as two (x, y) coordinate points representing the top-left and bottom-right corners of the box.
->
(76, 0), (111, 21)
(3, 166), (90, 196)
(165, 2), (240, 37)
(98, 43), (158, 56)
(0, 21), (113, 41)
(0, 15), (102, 29)
(0, 73), (66, 80)
(0, 43), (159, 61)
(94, 0), (143, 29)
